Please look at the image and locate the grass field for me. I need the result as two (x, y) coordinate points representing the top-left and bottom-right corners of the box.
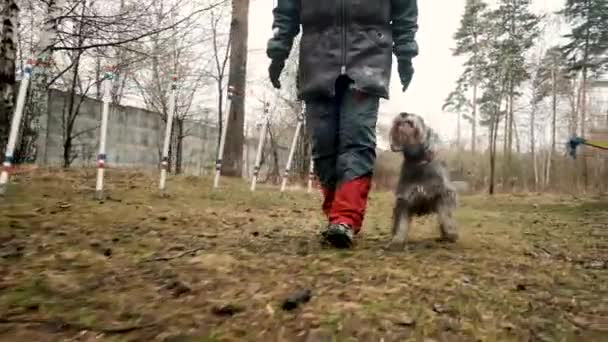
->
(0, 169), (607, 341)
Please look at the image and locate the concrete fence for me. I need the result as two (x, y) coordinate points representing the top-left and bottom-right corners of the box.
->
(34, 89), (289, 177)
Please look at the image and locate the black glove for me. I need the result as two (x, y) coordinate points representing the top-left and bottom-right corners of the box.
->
(398, 60), (414, 92)
(269, 59), (285, 89)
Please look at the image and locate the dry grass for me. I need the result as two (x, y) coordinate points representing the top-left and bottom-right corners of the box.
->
(0, 168), (606, 341)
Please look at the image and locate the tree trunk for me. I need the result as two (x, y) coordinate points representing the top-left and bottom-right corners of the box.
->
(456, 111), (461, 150)
(216, 79), (223, 149)
(507, 81), (515, 157)
(544, 149), (551, 189)
(581, 69), (588, 189)
(18, 0), (64, 163)
(513, 115), (521, 153)
(471, 52), (478, 153)
(63, 51), (81, 168)
(175, 119), (183, 174)
(222, 0), (249, 177)
(489, 113), (498, 195)
(580, 11), (591, 190)
(265, 124), (281, 184)
(95, 56), (102, 100)
(531, 105), (537, 189)
(0, 0), (19, 155)
(546, 64), (557, 188)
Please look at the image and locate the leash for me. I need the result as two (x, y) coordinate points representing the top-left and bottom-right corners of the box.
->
(567, 136), (608, 158)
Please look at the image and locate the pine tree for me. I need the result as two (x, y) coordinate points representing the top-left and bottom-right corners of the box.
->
(451, 0), (488, 153)
(477, 8), (509, 195)
(559, 0), (608, 188)
(535, 47), (571, 151)
(442, 76), (472, 151)
(560, 0), (608, 134)
(491, 0), (541, 161)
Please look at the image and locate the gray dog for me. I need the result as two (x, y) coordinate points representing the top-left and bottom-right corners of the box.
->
(386, 112), (459, 250)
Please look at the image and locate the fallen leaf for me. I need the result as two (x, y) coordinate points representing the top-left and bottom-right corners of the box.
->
(432, 303), (446, 314)
(265, 303), (275, 316)
(395, 315), (416, 327)
(58, 203), (72, 209)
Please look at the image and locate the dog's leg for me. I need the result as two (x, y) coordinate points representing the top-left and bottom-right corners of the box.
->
(436, 198), (458, 243)
(388, 198), (411, 251)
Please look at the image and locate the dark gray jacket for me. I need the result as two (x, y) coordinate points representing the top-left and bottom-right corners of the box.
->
(267, 0), (418, 100)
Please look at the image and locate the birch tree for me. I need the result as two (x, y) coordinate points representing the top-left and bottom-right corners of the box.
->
(0, 0), (18, 154)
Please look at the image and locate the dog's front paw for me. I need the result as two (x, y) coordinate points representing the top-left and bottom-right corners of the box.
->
(386, 238), (407, 251)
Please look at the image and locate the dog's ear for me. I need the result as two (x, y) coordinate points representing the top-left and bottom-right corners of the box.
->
(389, 114), (404, 152)
(412, 115), (427, 142)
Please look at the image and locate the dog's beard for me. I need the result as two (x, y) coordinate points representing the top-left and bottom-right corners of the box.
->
(402, 144), (427, 161)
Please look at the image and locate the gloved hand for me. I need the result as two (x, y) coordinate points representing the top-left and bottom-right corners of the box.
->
(398, 60), (414, 92)
(269, 59), (285, 89)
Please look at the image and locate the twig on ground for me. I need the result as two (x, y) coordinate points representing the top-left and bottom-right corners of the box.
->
(141, 247), (205, 263)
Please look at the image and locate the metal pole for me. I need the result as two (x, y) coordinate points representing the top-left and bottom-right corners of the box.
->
(251, 102), (270, 191)
(94, 68), (114, 200)
(280, 107), (304, 192)
(307, 157), (314, 193)
(213, 86), (234, 189)
(0, 61), (33, 196)
(159, 75), (177, 193)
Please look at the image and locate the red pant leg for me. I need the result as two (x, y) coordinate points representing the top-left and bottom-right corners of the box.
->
(329, 176), (372, 233)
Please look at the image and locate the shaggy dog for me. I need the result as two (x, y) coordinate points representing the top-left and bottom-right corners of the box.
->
(387, 112), (459, 250)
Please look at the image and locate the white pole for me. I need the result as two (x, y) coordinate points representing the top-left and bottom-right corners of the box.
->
(159, 75), (177, 193)
(251, 102), (270, 191)
(94, 67), (114, 200)
(307, 157), (314, 193)
(213, 86), (234, 189)
(280, 107), (304, 192)
(0, 61), (33, 196)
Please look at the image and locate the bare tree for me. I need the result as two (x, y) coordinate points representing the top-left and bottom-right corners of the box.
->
(207, 7), (230, 148)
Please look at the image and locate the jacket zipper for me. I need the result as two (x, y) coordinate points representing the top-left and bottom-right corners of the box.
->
(340, 0), (346, 74)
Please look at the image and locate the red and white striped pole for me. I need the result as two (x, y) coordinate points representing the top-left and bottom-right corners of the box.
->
(0, 60), (34, 196)
(94, 67), (114, 200)
(251, 101), (270, 191)
(159, 75), (177, 193)
(307, 157), (314, 193)
(280, 107), (305, 192)
(213, 85), (235, 189)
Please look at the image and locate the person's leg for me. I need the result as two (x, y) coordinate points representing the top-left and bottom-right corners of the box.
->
(305, 97), (339, 220)
(330, 82), (379, 234)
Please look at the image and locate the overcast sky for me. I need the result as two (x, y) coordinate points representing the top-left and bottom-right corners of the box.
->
(244, 0), (564, 145)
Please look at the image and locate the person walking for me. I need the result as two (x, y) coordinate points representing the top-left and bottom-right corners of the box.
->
(267, 0), (419, 248)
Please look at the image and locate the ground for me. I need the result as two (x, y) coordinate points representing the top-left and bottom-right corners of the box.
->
(0, 169), (607, 342)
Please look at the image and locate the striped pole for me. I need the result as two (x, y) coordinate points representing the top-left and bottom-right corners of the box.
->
(251, 101), (270, 191)
(213, 85), (234, 189)
(0, 60), (33, 196)
(307, 157), (314, 193)
(94, 67), (114, 200)
(280, 106), (305, 192)
(159, 75), (177, 193)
